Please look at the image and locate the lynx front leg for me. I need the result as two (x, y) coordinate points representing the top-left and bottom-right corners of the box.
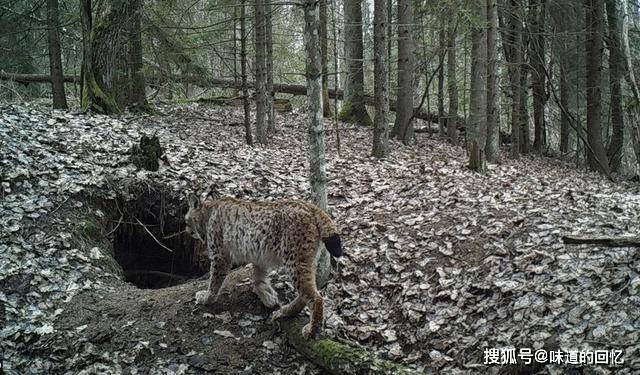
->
(195, 253), (230, 305)
(253, 265), (279, 308)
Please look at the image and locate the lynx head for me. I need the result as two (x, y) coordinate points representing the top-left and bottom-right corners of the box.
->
(185, 193), (206, 242)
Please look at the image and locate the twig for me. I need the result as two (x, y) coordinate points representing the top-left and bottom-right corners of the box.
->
(106, 215), (124, 236)
(133, 216), (174, 253)
(50, 196), (70, 216)
(163, 230), (186, 239)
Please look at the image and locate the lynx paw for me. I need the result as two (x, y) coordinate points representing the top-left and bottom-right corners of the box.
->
(271, 309), (283, 322)
(258, 288), (279, 309)
(301, 323), (316, 340)
(195, 290), (212, 305)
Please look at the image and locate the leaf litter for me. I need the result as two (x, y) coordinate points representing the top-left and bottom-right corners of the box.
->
(1, 102), (639, 373)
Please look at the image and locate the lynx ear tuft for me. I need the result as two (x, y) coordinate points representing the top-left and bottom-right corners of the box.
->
(188, 193), (200, 209)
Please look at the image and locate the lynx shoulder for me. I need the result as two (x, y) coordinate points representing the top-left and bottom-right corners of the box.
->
(184, 195), (342, 339)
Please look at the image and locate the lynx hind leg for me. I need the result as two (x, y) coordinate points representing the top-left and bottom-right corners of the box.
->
(271, 295), (306, 321)
(253, 265), (279, 308)
(196, 253), (230, 305)
(289, 258), (324, 339)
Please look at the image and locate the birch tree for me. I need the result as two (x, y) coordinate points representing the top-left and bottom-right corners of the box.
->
(485, 0), (500, 162)
(240, 0), (252, 145)
(302, 0), (331, 286)
(254, 0), (268, 143)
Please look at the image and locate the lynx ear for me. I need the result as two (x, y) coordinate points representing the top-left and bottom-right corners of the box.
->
(188, 193), (200, 209)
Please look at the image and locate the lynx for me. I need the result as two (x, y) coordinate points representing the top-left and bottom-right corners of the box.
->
(185, 195), (343, 339)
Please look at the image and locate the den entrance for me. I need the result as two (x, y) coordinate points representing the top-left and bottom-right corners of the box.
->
(109, 184), (208, 289)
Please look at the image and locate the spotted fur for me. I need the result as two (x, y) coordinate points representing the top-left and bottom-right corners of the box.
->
(184, 195), (342, 339)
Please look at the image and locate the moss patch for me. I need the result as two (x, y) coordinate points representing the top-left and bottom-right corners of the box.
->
(337, 99), (373, 127)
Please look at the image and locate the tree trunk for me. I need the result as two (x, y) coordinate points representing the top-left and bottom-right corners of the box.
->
(485, 0), (500, 162)
(233, 5), (239, 97)
(128, 0), (146, 110)
(585, 0), (611, 175)
(519, 6), (532, 154)
(265, 0), (275, 133)
(605, 0), (624, 172)
(338, 0), (372, 126)
(550, 0), (576, 155)
(80, 0), (148, 114)
(47, 0), (67, 109)
(320, 0), (332, 117)
(446, 14), (459, 145)
(498, 0), (522, 158)
(392, 0), (414, 144)
(519, 59), (530, 153)
(620, 0), (640, 169)
(468, 0), (488, 173)
(254, 0), (268, 143)
(437, 21), (446, 137)
(303, 0), (331, 287)
(531, 0), (548, 153)
(80, 0), (120, 114)
(241, 0), (252, 145)
(559, 63), (570, 154)
(372, 0), (389, 158)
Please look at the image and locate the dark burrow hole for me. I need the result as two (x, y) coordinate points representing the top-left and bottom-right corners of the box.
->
(110, 185), (208, 289)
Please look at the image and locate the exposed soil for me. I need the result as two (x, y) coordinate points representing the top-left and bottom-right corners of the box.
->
(57, 266), (316, 374)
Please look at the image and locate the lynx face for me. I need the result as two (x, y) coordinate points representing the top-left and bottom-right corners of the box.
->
(183, 194), (342, 339)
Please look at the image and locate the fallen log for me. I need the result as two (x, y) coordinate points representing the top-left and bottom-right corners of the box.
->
(562, 234), (640, 247)
(0, 72), (79, 84)
(1, 71), (464, 127)
(278, 316), (423, 374)
(169, 75), (465, 127)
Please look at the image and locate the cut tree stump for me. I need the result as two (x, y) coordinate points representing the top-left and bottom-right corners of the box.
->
(129, 135), (168, 171)
(278, 317), (423, 374)
(562, 234), (640, 247)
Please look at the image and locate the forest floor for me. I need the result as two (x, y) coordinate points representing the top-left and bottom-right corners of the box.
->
(1, 102), (639, 374)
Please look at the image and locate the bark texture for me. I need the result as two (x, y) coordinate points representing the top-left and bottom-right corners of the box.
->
(585, 0), (611, 175)
(621, 0), (640, 169)
(498, 0), (522, 158)
(320, 0), (331, 117)
(530, 0), (548, 153)
(79, 0), (147, 114)
(254, 0), (268, 143)
(47, 0), (67, 109)
(338, 0), (372, 126)
(605, 0), (624, 172)
(485, 0), (500, 162)
(303, 0), (331, 287)
(468, 0), (488, 173)
(372, 0), (389, 158)
(437, 22), (446, 137)
(265, 0), (275, 133)
(446, 15), (459, 144)
(240, 0), (252, 145)
(392, 0), (414, 144)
